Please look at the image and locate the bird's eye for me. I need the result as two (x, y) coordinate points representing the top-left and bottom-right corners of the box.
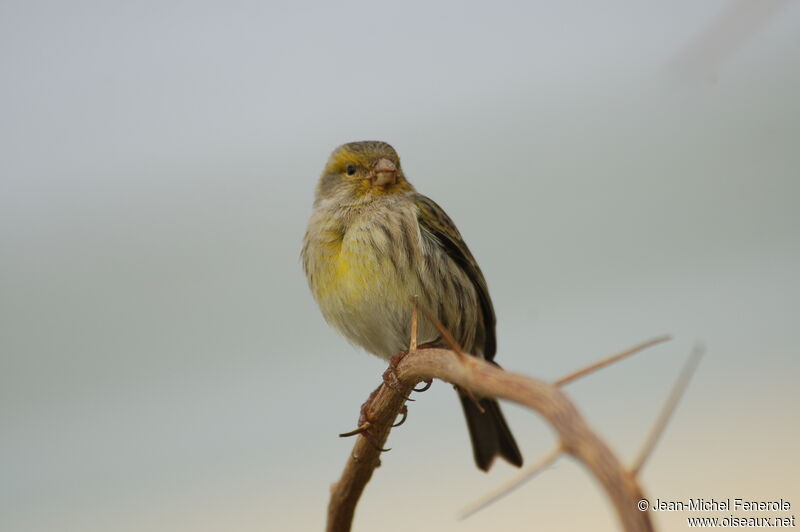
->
(345, 164), (357, 176)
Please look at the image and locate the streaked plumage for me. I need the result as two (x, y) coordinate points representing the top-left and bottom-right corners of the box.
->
(302, 141), (522, 471)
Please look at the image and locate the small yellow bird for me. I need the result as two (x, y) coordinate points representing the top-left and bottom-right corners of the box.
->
(302, 141), (522, 471)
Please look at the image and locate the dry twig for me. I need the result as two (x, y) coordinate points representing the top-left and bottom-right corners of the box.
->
(328, 346), (674, 531)
(458, 445), (563, 520)
(327, 302), (687, 532)
(631, 345), (704, 475)
(555, 336), (671, 387)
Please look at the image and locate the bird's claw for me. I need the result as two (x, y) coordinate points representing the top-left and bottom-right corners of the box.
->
(392, 405), (408, 428)
(413, 379), (433, 393)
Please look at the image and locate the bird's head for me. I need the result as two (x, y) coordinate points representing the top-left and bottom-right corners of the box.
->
(315, 141), (414, 205)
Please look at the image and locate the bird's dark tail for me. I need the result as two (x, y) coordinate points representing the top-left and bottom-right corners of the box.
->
(458, 391), (523, 471)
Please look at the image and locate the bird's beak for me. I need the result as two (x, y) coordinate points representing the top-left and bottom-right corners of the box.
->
(371, 158), (397, 186)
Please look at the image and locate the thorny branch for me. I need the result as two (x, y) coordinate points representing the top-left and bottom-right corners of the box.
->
(326, 302), (699, 532)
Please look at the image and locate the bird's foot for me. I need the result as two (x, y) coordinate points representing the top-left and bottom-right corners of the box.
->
(382, 343), (437, 396)
(382, 350), (415, 401)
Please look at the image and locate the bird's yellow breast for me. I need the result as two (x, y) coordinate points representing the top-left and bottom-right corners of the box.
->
(303, 202), (447, 358)
(314, 235), (383, 305)
(309, 217), (401, 306)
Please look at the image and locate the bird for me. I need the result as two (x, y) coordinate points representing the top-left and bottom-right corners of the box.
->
(301, 140), (522, 471)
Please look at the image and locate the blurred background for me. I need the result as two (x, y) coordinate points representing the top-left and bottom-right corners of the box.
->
(2, 1), (798, 530)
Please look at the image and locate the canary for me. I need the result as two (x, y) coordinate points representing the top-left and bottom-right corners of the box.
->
(302, 141), (522, 471)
